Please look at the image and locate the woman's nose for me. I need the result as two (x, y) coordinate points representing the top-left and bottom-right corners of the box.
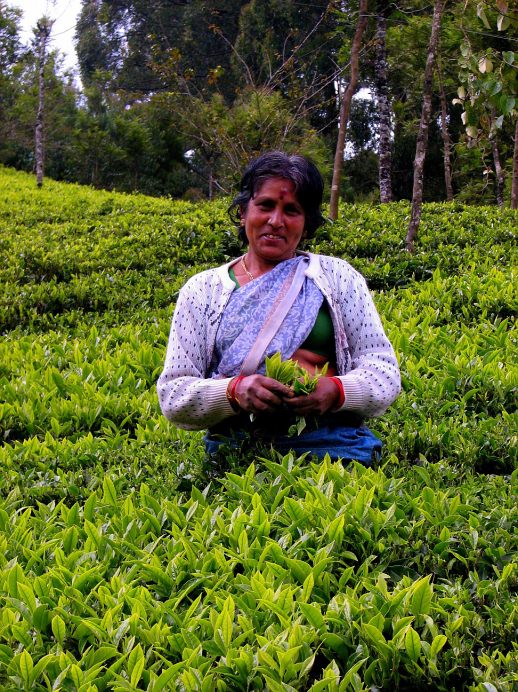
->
(268, 207), (284, 228)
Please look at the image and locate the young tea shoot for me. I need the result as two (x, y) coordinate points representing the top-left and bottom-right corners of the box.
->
(265, 352), (329, 434)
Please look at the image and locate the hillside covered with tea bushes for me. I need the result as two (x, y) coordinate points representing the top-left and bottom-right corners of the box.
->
(0, 167), (516, 690)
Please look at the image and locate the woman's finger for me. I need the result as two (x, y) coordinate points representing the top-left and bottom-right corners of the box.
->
(284, 377), (340, 415)
(235, 374), (291, 412)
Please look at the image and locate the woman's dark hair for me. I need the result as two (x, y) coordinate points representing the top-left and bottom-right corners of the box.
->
(228, 151), (326, 241)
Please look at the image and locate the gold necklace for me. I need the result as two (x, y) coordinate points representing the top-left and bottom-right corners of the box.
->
(241, 255), (254, 281)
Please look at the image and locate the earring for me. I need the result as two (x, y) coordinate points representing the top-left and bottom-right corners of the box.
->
(240, 219), (245, 227)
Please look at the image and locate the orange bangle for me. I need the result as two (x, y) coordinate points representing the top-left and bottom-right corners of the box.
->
(226, 375), (244, 411)
(329, 376), (345, 409)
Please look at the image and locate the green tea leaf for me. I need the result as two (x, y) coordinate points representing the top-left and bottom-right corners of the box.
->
(285, 556), (312, 583)
(325, 514), (345, 544)
(102, 476), (117, 506)
(392, 616), (414, 640)
(340, 658), (368, 688)
(299, 602), (325, 630)
(32, 605), (50, 632)
(411, 576), (433, 618)
(17, 582), (37, 615)
(128, 643), (145, 688)
(31, 654), (56, 685)
(0, 645), (13, 666)
(362, 623), (387, 649)
(19, 650), (33, 686)
(300, 573), (314, 603)
(405, 627), (421, 662)
(52, 615), (66, 645)
(83, 492), (97, 523)
(84, 520), (102, 549)
(220, 596), (235, 650)
(430, 634), (448, 658)
(7, 563), (25, 599)
(69, 663), (83, 688)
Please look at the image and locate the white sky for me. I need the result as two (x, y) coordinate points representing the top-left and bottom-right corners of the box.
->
(9, 0), (82, 73)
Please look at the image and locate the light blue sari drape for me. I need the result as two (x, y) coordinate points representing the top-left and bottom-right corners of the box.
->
(210, 256), (323, 377)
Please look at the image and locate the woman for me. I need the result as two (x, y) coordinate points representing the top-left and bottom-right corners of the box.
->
(157, 151), (401, 465)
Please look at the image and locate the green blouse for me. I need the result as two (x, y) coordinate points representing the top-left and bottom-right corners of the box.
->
(228, 267), (335, 359)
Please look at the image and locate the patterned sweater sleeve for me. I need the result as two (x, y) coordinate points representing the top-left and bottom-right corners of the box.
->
(329, 261), (401, 417)
(156, 275), (236, 430)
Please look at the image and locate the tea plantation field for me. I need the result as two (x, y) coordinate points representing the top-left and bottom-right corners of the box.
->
(0, 166), (516, 690)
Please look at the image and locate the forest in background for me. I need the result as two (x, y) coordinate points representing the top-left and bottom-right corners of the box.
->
(0, 0), (517, 207)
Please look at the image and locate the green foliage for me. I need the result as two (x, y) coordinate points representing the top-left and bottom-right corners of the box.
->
(0, 168), (516, 689)
(265, 352), (328, 394)
(454, 0), (517, 195)
(457, 33), (516, 137)
(265, 353), (328, 435)
(170, 87), (331, 195)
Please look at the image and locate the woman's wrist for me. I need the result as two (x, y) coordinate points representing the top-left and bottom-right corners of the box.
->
(226, 375), (244, 412)
(329, 376), (345, 410)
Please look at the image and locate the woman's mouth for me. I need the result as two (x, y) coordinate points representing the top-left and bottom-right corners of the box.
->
(263, 233), (283, 240)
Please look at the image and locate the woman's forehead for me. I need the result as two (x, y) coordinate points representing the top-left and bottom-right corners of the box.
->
(253, 177), (297, 198)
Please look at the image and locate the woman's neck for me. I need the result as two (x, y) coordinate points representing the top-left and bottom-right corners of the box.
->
(243, 251), (295, 279)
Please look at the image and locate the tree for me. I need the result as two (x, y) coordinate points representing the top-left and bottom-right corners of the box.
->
(0, 1), (22, 81)
(329, 0), (369, 220)
(35, 17), (53, 187)
(375, 0), (392, 202)
(142, 2), (339, 195)
(437, 59), (454, 200)
(0, 2), (23, 149)
(162, 87), (329, 198)
(75, 0), (247, 100)
(74, 0), (338, 196)
(232, 0), (339, 135)
(378, 2), (465, 203)
(0, 8), (80, 185)
(455, 0), (517, 207)
(74, 0), (112, 92)
(2, 48), (78, 179)
(406, 0), (447, 253)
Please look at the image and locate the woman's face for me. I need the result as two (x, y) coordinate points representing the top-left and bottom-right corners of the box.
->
(242, 177), (306, 267)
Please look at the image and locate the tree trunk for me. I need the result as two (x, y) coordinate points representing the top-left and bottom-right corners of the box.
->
(491, 133), (505, 207)
(406, 0), (446, 253)
(35, 19), (52, 188)
(512, 119), (518, 210)
(437, 61), (454, 201)
(208, 164), (214, 201)
(329, 0), (368, 221)
(375, 3), (392, 203)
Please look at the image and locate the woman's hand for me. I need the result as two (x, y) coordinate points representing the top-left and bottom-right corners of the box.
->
(283, 376), (341, 416)
(234, 375), (293, 414)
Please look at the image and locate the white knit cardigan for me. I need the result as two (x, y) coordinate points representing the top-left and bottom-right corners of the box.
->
(157, 252), (401, 430)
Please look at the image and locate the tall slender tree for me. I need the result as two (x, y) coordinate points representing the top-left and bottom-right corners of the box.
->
(437, 60), (454, 201)
(490, 122), (506, 207)
(329, 0), (369, 220)
(406, 0), (446, 253)
(375, 1), (392, 202)
(35, 17), (53, 188)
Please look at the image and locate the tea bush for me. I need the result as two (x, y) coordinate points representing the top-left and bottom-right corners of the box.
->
(0, 167), (516, 690)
